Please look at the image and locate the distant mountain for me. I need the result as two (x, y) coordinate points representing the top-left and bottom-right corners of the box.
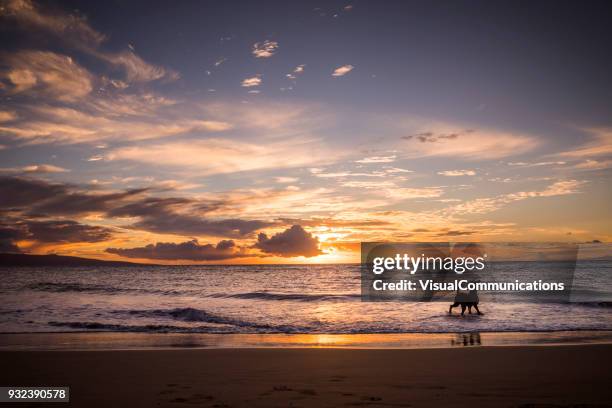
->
(0, 253), (149, 267)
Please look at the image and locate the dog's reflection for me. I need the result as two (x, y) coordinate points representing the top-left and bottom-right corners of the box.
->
(451, 332), (482, 346)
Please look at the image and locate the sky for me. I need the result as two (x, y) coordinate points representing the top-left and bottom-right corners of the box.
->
(0, 0), (610, 264)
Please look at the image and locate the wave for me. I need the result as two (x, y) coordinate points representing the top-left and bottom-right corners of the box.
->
(109, 307), (311, 332)
(47, 321), (216, 333)
(25, 282), (186, 296)
(45, 319), (612, 334)
(208, 291), (360, 302)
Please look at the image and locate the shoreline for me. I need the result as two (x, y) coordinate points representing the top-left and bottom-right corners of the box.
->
(1, 330), (611, 351)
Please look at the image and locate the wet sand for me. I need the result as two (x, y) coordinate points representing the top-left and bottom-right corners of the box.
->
(1, 344), (611, 407)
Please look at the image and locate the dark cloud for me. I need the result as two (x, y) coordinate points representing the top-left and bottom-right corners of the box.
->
(401, 130), (473, 143)
(25, 220), (113, 243)
(254, 225), (322, 257)
(131, 216), (270, 238)
(0, 225), (24, 253)
(0, 176), (270, 239)
(32, 189), (147, 216)
(0, 176), (146, 216)
(0, 218), (113, 251)
(106, 239), (249, 261)
(0, 176), (67, 208)
(109, 197), (271, 238)
(437, 230), (475, 237)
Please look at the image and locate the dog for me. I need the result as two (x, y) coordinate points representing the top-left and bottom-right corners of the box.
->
(448, 301), (482, 316)
(449, 289), (483, 316)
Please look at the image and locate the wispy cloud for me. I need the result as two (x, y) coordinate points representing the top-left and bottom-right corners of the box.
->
(107, 137), (339, 176)
(445, 180), (584, 215)
(0, 0), (177, 83)
(508, 161), (565, 167)
(0, 111), (18, 122)
(557, 128), (612, 158)
(438, 169), (476, 176)
(0, 164), (69, 174)
(572, 159), (612, 170)
(400, 126), (539, 160)
(0, 104), (232, 144)
(286, 64), (305, 80)
(0, 0), (106, 48)
(355, 155), (396, 163)
(332, 65), (354, 77)
(275, 176), (299, 183)
(252, 40), (279, 58)
(1, 51), (93, 101)
(241, 75), (262, 87)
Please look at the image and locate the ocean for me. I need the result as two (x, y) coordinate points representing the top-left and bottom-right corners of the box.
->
(1, 261), (611, 335)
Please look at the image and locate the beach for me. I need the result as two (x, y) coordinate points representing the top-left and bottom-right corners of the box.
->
(1, 344), (611, 407)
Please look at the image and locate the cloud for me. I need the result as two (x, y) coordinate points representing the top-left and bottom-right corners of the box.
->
(0, 224), (24, 252)
(384, 167), (413, 173)
(0, 176), (68, 209)
(402, 131), (464, 143)
(252, 40), (278, 58)
(400, 127), (538, 160)
(384, 187), (444, 200)
(23, 219), (113, 243)
(332, 65), (354, 77)
(572, 159), (612, 170)
(310, 166), (412, 178)
(107, 197), (271, 238)
(0, 0), (106, 49)
(0, 218), (113, 250)
(286, 64), (305, 80)
(99, 50), (178, 82)
(0, 176), (272, 240)
(0, 176), (146, 216)
(446, 180), (585, 215)
(507, 161), (565, 167)
(107, 138), (338, 176)
(0, 164), (69, 174)
(275, 176), (299, 183)
(355, 155), (396, 164)
(254, 225), (322, 257)
(0, 111), (17, 122)
(438, 170), (476, 176)
(106, 239), (250, 261)
(1, 0), (177, 83)
(241, 75), (262, 87)
(121, 211), (270, 238)
(1, 50), (93, 101)
(557, 128), (612, 158)
(0, 104), (232, 144)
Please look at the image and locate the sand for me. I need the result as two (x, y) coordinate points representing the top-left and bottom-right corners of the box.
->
(1, 345), (611, 407)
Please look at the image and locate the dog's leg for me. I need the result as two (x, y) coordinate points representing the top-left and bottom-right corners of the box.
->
(474, 304), (483, 315)
(468, 305), (473, 314)
(461, 304), (466, 316)
(449, 302), (459, 314)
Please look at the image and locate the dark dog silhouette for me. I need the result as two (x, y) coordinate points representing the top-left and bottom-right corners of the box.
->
(449, 289), (483, 316)
(449, 301), (482, 316)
